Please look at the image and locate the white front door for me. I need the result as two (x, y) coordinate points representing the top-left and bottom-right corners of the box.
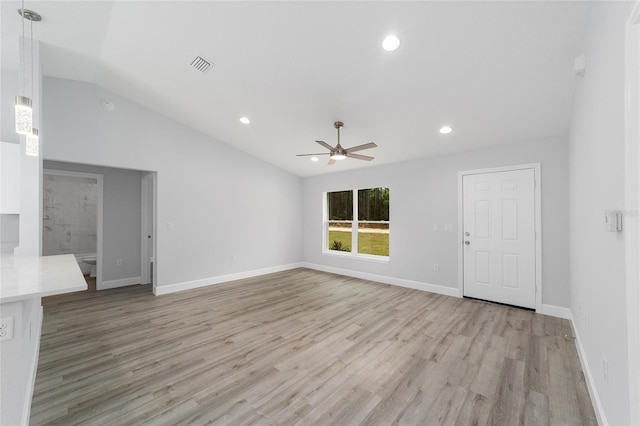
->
(462, 168), (536, 309)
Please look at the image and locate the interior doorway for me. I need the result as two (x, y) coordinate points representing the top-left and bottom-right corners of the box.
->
(458, 164), (541, 310)
(43, 161), (155, 293)
(140, 172), (157, 292)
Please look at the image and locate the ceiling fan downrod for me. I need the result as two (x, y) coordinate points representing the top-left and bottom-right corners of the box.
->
(334, 121), (343, 147)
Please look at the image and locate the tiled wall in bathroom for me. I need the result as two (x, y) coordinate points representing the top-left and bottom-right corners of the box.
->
(42, 174), (97, 256)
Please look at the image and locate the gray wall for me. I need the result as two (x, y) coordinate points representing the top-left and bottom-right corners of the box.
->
(43, 77), (302, 290)
(303, 136), (570, 308)
(0, 214), (19, 253)
(568, 2), (633, 424)
(44, 161), (143, 283)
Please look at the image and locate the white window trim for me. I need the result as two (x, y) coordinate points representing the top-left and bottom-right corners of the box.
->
(323, 188), (390, 261)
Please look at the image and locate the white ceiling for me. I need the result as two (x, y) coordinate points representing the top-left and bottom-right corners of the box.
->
(1, 1), (591, 177)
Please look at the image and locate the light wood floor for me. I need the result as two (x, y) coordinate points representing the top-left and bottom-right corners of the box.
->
(31, 268), (596, 425)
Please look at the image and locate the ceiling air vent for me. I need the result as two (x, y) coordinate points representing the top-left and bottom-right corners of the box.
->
(190, 56), (214, 74)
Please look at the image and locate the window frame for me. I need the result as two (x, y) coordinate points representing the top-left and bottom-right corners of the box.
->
(323, 187), (390, 262)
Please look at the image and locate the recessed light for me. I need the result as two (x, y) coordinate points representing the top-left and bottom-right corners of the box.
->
(239, 117), (251, 124)
(311, 157), (319, 162)
(382, 35), (400, 52)
(439, 126), (453, 134)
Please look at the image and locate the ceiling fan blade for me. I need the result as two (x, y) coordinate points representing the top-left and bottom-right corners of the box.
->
(328, 158), (336, 165)
(315, 140), (335, 151)
(296, 153), (330, 157)
(345, 142), (377, 153)
(347, 153), (375, 161)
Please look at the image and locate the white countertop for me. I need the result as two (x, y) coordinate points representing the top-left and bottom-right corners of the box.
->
(0, 254), (88, 303)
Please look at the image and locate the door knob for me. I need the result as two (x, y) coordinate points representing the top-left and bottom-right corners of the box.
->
(464, 241), (470, 245)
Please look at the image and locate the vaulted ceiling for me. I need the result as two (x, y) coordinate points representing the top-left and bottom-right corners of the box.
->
(1, 1), (591, 177)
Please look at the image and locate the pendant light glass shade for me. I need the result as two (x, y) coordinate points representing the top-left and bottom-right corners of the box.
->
(26, 128), (38, 156)
(15, 95), (32, 135)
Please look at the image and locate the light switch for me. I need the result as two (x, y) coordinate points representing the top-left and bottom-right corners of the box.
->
(604, 210), (623, 232)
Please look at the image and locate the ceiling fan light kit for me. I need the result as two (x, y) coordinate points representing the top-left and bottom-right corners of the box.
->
(297, 121), (377, 165)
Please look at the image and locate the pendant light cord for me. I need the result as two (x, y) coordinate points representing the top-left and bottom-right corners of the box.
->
(30, 16), (34, 105)
(21, 0), (25, 96)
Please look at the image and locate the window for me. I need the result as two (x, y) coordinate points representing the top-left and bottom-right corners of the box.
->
(325, 187), (389, 258)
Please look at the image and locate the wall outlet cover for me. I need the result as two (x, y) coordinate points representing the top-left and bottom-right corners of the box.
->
(0, 317), (14, 341)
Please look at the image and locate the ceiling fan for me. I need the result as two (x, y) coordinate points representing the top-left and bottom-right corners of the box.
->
(297, 121), (377, 165)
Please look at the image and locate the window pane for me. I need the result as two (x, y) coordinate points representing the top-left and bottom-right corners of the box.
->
(327, 221), (352, 252)
(358, 223), (389, 256)
(358, 188), (389, 221)
(327, 191), (353, 220)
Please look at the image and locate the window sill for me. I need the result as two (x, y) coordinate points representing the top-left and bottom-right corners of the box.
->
(322, 250), (390, 264)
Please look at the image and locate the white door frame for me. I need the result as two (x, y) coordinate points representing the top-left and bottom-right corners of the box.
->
(625, 2), (640, 423)
(458, 163), (542, 312)
(43, 169), (104, 289)
(140, 172), (157, 292)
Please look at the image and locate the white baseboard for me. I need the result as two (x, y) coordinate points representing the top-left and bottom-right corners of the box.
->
(99, 276), (141, 290)
(154, 263), (304, 296)
(300, 262), (460, 298)
(540, 304), (572, 319)
(22, 305), (43, 426)
(569, 313), (608, 426)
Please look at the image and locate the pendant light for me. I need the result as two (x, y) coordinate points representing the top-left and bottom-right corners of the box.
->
(15, 2), (31, 135)
(15, 5), (40, 137)
(26, 128), (38, 156)
(25, 9), (40, 156)
(14, 95), (31, 135)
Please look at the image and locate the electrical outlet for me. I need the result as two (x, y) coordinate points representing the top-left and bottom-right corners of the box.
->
(116, 259), (123, 267)
(444, 224), (453, 232)
(433, 224), (440, 232)
(433, 263), (439, 272)
(0, 317), (14, 342)
(603, 356), (609, 383)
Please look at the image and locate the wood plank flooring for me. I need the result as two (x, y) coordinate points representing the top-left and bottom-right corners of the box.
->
(31, 268), (596, 425)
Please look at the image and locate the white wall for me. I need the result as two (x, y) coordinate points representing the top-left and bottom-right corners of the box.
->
(0, 142), (20, 214)
(303, 137), (570, 308)
(17, 38), (42, 258)
(1, 70), (20, 145)
(568, 2), (634, 424)
(0, 38), (44, 426)
(44, 161), (143, 283)
(43, 77), (302, 291)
